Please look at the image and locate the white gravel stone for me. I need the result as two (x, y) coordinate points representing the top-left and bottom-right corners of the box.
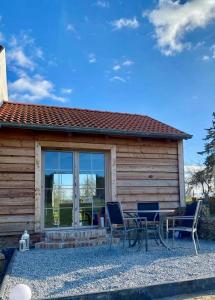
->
(2, 240), (215, 299)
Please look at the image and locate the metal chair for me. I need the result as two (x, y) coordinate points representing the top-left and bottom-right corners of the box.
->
(106, 201), (148, 251)
(166, 200), (203, 255)
(138, 202), (160, 245)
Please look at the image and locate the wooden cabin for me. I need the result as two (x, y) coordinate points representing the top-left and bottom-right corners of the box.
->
(0, 46), (192, 245)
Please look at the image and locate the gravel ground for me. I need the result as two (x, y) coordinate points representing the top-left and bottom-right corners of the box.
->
(3, 240), (215, 299)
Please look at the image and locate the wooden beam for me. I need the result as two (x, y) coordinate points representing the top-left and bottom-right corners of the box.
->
(178, 140), (185, 207)
(111, 146), (117, 201)
(35, 141), (42, 232)
(39, 140), (113, 150)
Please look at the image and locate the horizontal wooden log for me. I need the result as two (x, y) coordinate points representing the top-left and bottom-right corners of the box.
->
(0, 148), (34, 156)
(0, 164), (34, 173)
(116, 158), (178, 166)
(0, 156), (34, 164)
(0, 215), (34, 223)
(0, 207), (34, 215)
(117, 145), (177, 155)
(117, 172), (178, 180)
(117, 186), (179, 195)
(117, 194), (179, 202)
(117, 165), (178, 173)
(116, 152), (178, 159)
(0, 139), (34, 148)
(0, 180), (35, 188)
(0, 197), (34, 206)
(0, 222), (34, 233)
(117, 179), (178, 187)
(0, 189), (34, 197)
(33, 132), (178, 147)
(0, 173), (34, 181)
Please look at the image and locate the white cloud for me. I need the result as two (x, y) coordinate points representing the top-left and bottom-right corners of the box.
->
(96, 1), (109, 8)
(112, 59), (134, 72)
(112, 17), (139, 30)
(3, 32), (67, 103)
(122, 60), (134, 66)
(67, 24), (76, 32)
(9, 73), (65, 102)
(61, 88), (73, 94)
(88, 53), (96, 64)
(202, 55), (210, 61)
(7, 47), (35, 70)
(113, 64), (121, 71)
(145, 0), (215, 56)
(110, 76), (126, 82)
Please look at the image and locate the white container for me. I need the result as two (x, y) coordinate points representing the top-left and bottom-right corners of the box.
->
(22, 230), (30, 250)
(19, 239), (26, 252)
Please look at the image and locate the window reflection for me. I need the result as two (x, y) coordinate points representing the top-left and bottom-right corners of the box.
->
(79, 152), (105, 226)
(44, 151), (73, 228)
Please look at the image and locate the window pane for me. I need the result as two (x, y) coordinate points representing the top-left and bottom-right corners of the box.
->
(60, 152), (73, 170)
(45, 208), (60, 227)
(79, 153), (91, 171)
(45, 151), (58, 170)
(92, 153), (104, 171)
(79, 205), (92, 226)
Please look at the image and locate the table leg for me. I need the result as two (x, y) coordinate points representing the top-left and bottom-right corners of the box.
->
(158, 215), (171, 250)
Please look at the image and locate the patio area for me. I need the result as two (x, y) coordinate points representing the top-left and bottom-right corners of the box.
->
(2, 240), (215, 299)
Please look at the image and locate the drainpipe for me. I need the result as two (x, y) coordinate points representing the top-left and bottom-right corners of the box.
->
(0, 45), (8, 105)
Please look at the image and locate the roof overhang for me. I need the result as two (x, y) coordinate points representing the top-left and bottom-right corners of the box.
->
(0, 121), (193, 140)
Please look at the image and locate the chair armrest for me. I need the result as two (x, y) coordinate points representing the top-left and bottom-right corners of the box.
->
(166, 216), (194, 220)
(124, 217), (147, 221)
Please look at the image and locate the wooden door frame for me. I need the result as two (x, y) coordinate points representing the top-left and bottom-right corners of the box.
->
(35, 140), (116, 233)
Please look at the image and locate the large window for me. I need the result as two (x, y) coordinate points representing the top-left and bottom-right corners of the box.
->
(43, 150), (105, 228)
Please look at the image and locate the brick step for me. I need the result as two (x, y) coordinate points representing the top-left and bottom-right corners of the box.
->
(35, 237), (119, 249)
(45, 228), (107, 242)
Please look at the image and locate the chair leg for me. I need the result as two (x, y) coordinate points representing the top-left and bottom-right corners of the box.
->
(192, 232), (198, 255)
(145, 223), (148, 252)
(123, 230), (126, 248)
(110, 229), (113, 250)
(172, 230), (175, 248)
(154, 227), (160, 246)
(195, 231), (200, 251)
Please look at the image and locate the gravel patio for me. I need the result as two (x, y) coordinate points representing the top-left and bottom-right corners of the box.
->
(2, 240), (215, 299)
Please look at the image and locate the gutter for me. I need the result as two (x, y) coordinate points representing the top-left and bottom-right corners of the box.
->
(0, 122), (192, 140)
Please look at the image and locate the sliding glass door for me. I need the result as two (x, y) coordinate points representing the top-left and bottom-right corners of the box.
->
(43, 150), (105, 229)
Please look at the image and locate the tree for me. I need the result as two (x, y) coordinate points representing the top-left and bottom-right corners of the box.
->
(188, 169), (212, 197)
(198, 112), (215, 194)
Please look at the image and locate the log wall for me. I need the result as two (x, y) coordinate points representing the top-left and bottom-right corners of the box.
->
(0, 128), (180, 237)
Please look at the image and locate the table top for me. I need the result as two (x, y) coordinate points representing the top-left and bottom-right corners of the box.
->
(123, 209), (175, 214)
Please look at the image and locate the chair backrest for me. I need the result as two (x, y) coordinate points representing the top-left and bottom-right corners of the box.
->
(137, 202), (159, 221)
(182, 200), (202, 228)
(192, 200), (203, 230)
(106, 202), (124, 227)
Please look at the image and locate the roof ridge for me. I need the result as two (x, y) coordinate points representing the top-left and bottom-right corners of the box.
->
(4, 100), (149, 118)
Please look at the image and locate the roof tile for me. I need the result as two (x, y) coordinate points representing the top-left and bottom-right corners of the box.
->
(0, 101), (191, 139)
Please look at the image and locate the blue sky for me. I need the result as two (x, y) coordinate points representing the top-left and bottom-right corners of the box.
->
(0, 0), (214, 165)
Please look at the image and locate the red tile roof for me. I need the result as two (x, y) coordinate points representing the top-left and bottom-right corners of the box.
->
(0, 101), (191, 139)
